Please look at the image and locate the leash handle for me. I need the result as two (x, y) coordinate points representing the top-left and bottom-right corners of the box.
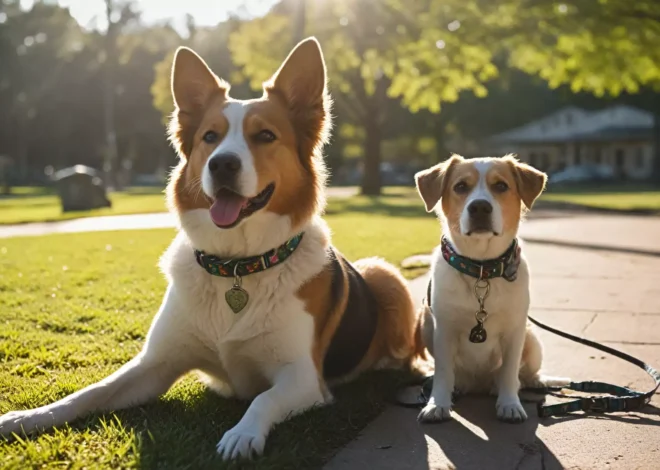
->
(528, 315), (660, 417)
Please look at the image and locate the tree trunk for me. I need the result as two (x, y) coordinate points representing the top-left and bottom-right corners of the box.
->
(103, 0), (119, 189)
(653, 100), (660, 185)
(16, 113), (28, 183)
(433, 114), (448, 164)
(361, 119), (382, 195)
(359, 76), (387, 196)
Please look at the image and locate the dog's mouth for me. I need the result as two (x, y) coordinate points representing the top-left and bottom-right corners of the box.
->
(208, 183), (275, 229)
(466, 226), (499, 236)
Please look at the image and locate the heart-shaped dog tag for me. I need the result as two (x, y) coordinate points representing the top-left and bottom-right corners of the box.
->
(225, 286), (249, 314)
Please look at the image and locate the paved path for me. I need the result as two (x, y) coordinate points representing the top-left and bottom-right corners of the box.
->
(0, 186), (359, 239)
(0, 213), (176, 238)
(325, 215), (660, 470)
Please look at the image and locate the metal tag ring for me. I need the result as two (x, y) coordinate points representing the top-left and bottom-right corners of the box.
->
(473, 279), (490, 299)
(475, 310), (488, 323)
(233, 263), (242, 287)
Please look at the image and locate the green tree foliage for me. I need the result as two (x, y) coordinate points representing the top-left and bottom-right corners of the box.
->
(228, 0), (498, 194)
(501, 0), (660, 96)
(151, 17), (251, 128)
(0, 0), (180, 187)
(3, 0), (660, 192)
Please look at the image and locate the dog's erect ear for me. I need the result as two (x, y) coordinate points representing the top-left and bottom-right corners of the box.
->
(505, 155), (547, 209)
(265, 37), (327, 110)
(171, 47), (228, 112)
(415, 155), (462, 212)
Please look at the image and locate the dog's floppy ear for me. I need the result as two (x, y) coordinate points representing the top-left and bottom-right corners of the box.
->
(171, 47), (228, 113)
(265, 37), (327, 110)
(415, 155), (462, 212)
(505, 155), (547, 209)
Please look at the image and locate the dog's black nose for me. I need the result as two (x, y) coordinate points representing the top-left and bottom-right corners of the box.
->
(208, 153), (242, 177)
(468, 199), (493, 216)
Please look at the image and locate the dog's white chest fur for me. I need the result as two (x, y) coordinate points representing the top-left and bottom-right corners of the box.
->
(156, 215), (329, 399)
(429, 247), (530, 391)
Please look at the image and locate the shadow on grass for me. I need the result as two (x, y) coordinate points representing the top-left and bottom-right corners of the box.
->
(0, 187), (55, 199)
(545, 182), (660, 195)
(60, 371), (411, 470)
(326, 197), (427, 219)
(0, 200), (59, 209)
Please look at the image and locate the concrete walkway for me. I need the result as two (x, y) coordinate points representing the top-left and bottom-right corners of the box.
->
(325, 214), (660, 470)
(0, 212), (176, 238)
(0, 186), (358, 239)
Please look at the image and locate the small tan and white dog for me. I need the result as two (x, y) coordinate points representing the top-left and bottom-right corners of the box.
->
(415, 154), (566, 423)
(0, 38), (426, 459)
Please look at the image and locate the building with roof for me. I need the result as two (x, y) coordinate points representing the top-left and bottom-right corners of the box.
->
(487, 105), (655, 179)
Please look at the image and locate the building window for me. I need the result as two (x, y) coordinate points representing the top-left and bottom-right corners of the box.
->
(593, 147), (602, 164)
(615, 149), (626, 177)
(636, 148), (645, 169)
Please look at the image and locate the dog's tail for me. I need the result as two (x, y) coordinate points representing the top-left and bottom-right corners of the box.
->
(354, 257), (431, 375)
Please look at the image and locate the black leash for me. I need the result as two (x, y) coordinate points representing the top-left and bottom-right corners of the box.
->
(526, 315), (660, 417)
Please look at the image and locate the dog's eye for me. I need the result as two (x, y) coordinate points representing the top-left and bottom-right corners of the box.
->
(255, 130), (277, 143)
(453, 181), (469, 194)
(493, 181), (509, 193)
(203, 131), (218, 144)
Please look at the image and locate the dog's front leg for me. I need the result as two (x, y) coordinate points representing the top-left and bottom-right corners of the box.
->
(418, 319), (455, 422)
(216, 356), (325, 460)
(0, 285), (194, 437)
(496, 323), (527, 422)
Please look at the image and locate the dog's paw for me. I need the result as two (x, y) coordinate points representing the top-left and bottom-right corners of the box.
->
(0, 411), (23, 437)
(216, 425), (266, 460)
(0, 410), (47, 437)
(496, 397), (527, 423)
(0, 409), (51, 437)
(418, 402), (452, 423)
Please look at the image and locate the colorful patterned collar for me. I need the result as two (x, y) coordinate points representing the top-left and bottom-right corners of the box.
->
(194, 233), (304, 277)
(440, 236), (521, 282)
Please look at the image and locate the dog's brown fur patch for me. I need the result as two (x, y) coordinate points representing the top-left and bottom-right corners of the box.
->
(297, 254), (428, 382)
(297, 258), (350, 376)
(485, 160), (523, 235)
(353, 258), (428, 374)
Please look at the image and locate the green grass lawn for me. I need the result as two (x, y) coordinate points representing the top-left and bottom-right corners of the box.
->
(3, 182), (660, 227)
(0, 192), (439, 469)
(542, 186), (660, 211)
(0, 187), (168, 225)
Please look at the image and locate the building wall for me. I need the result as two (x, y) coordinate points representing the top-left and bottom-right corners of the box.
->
(516, 145), (564, 173)
(514, 141), (653, 180)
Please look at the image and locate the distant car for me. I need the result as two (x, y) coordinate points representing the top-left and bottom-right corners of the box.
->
(548, 164), (615, 184)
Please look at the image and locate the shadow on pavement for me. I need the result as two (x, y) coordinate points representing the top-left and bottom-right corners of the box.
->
(523, 237), (660, 258)
(419, 397), (564, 470)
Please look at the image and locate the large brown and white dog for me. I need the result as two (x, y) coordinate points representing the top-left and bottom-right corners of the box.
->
(0, 38), (425, 459)
(415, 154), (567, 423)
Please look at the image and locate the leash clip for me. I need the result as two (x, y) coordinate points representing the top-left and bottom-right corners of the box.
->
(584, 397), (607, 413)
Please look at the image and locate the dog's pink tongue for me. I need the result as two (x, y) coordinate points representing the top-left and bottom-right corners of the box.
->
(209, 191), (247, 227)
